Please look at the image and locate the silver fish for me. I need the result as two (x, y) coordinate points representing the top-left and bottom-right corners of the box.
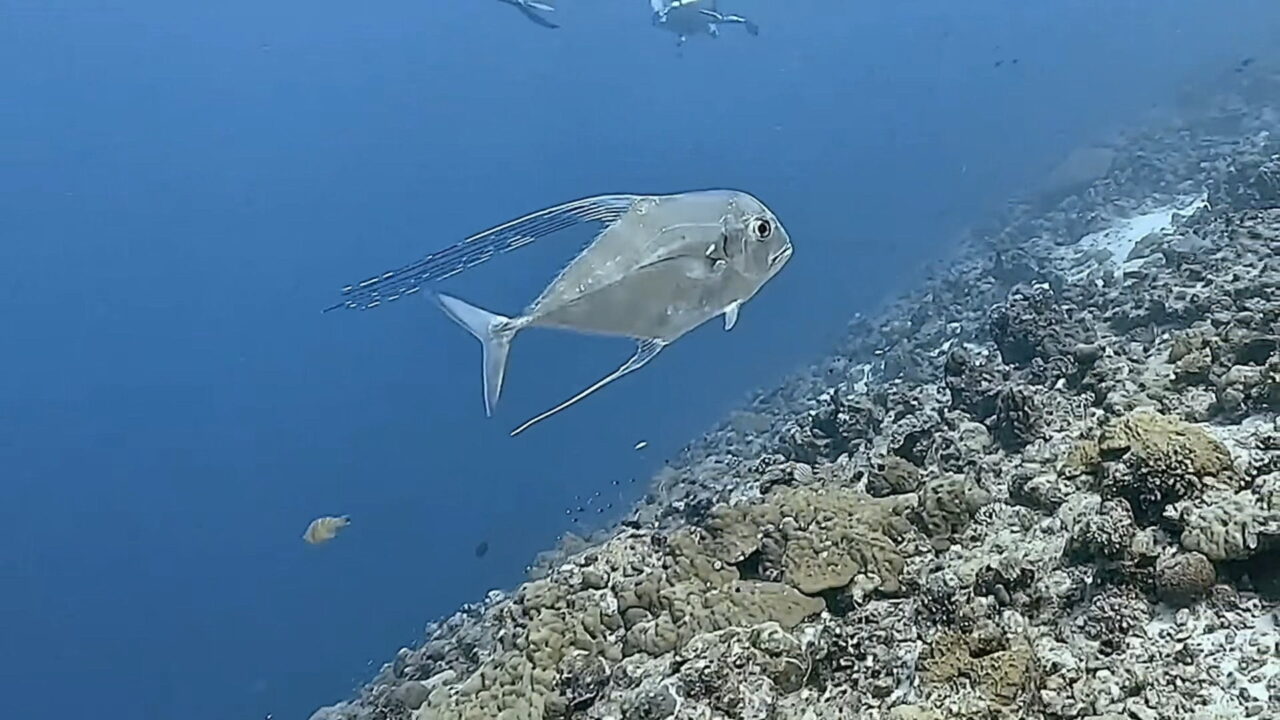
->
(650, 0), (759, 46)
(326, 190), (793, 435)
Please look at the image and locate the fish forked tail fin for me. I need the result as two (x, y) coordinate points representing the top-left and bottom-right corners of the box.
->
(434, 292), (518, 417)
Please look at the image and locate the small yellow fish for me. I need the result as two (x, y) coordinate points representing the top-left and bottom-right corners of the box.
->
(303, 515), (350, 545)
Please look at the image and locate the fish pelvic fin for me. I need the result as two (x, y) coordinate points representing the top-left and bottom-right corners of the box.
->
(510, 339), (665, 436)
(434, 292), (519, 417)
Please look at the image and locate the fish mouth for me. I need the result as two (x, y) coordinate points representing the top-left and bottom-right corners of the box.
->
(767, 244), (793, 269)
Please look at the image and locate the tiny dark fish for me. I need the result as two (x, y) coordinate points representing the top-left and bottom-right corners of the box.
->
(474, 541), (490, 558)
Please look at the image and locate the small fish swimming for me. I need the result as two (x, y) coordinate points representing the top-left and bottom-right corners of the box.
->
(326, 190), (793, 435)
(634, 440), (648, 450)
(496, 0), (559, 29)
(302, 515), (350, 545)
(650, 0), (759, 46)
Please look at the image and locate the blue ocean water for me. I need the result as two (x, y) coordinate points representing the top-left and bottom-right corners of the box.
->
(0, 1), (1275, 718)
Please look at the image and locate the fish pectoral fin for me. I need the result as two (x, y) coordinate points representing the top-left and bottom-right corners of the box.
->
(723, 301), (741, 331)
(510, 339), (666, 436)
(636, 252), (721, 280)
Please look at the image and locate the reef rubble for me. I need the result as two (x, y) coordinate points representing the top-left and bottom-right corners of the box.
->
(312, 69), (1280, 720)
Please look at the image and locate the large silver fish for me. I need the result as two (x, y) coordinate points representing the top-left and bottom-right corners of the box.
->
(325, 190), (793, 435)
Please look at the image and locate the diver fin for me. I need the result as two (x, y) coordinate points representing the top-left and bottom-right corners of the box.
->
(326, 194), (642, 312)
(723, 302), (740, 331)
(516, 3), (559, 28)
(510, 339), (665, 436)
(434, 292), (517, 417)
(708, 10), (758, 35)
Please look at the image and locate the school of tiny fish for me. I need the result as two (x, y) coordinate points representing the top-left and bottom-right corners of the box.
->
(302, 515), (350, 545)
(326, 190), (793, 436)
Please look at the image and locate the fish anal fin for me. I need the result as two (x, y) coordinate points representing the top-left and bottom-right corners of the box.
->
(510, 339), (665, 436)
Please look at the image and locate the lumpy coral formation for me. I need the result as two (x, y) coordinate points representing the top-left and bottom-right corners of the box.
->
(312, 68), (1280, 720)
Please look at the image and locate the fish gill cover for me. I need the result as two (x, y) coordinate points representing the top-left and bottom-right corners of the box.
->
(3, 3), (1280, 720)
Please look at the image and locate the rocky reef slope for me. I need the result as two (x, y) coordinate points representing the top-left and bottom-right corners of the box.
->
(313, 70), (1280, 720)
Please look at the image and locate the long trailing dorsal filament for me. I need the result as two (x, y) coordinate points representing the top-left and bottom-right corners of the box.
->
(324, 194), (642, 312)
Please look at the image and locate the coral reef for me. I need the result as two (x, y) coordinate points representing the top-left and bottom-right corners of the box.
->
(311, 68), (1280, 720)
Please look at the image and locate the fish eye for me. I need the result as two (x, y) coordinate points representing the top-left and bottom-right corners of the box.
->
(752, 218), (773, 240)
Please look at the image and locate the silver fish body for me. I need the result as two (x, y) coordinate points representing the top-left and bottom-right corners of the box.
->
(524, 190), (784, 340)
(328, 189), (792, 435)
